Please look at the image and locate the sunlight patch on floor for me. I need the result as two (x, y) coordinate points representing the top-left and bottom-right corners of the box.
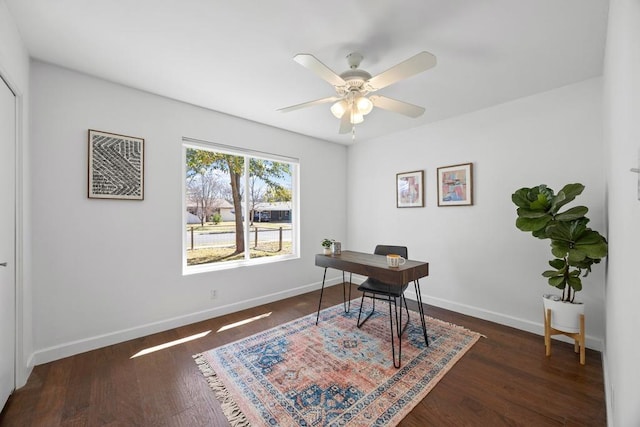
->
(217, 312), (272, 333)
(130, 330), (211, 358)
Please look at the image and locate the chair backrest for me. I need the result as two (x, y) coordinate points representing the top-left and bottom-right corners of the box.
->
(374, 245), (408, 259)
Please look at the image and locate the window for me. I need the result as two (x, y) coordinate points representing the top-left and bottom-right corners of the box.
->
(183, 138), (298, 272)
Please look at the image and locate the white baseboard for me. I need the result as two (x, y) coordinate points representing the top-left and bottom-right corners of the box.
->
(31, 276), (342, 365)
(15, 355), (33, 389)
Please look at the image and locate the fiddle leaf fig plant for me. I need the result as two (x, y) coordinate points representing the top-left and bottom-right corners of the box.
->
(512, 183), (607, 302)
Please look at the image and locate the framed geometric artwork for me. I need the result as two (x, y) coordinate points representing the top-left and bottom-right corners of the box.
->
(396, 170), (425, 208)
(437, 163), (473, 206)
(88, 129), (144, 200)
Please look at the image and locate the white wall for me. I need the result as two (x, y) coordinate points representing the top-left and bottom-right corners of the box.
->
(603, 0), (640, 425)
(347, 78), (606, 348)
(0, 0), (32, 387)
(29, 61), (347, 363)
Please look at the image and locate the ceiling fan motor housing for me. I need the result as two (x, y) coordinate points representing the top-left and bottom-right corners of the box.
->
(337, 69), (372, 96)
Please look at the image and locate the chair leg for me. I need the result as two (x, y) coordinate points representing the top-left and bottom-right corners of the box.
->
(357, 293), (374, 328)
(397, 294), (410, 337)
(389, 295), (401, 368)
(358, 288), (411, 368)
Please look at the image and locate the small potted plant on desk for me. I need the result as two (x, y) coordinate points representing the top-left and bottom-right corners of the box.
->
(511, 183), (607, 364)
(321, 238), (334, 255)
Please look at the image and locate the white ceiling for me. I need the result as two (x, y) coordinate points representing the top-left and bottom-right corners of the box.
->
(5, 0), (609, 144)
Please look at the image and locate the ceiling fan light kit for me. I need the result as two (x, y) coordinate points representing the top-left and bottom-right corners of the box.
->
(329, 93), (373, 121)
(278, 51), (436, 135)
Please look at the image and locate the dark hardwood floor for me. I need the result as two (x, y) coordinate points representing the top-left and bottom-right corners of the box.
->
(0, 284), (606, 426)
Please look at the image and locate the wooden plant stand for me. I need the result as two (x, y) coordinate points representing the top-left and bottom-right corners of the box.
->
(544, 308), (585, 365)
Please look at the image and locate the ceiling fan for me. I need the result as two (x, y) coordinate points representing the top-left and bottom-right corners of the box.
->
(278, 51), (437, 134)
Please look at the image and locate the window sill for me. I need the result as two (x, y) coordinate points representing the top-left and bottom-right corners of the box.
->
(182, 253), (299, 275)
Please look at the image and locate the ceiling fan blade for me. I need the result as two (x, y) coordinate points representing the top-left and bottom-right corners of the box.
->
(367, 51), (437, 91)
(370, 95), (425, 118)
(339, 110), (352, 134)
(293, 54), (346, 87)
(278, 96), (341, 113)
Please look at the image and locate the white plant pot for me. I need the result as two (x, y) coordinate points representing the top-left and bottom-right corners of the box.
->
(542, 295), (585, 333)
(323, 247), (331, 255)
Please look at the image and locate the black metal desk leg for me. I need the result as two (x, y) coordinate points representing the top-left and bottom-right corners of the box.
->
(393, 290), (412, 368)
(413, 279), (429, 346)
(396, 294), (402, 368)
(342, 272), (352, 312)
(388, 295), (401, 368)
(315, 267), (328, 325)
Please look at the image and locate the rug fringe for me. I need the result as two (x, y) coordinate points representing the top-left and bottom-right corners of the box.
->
(429, 317), (482, 334)
(193, 353), (251, 427)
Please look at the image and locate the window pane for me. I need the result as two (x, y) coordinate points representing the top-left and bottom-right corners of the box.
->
(185, 148), (245, 265)
(248, 159), (293, 259)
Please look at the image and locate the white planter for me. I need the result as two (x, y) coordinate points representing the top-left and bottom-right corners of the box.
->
(322, 247), (331, 255)
(542, 295), (584, 333)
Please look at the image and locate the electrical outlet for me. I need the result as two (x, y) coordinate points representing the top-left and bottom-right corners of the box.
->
(210, 289), (217, 300)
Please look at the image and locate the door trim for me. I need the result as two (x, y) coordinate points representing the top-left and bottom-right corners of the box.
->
(0, 65), (27, 391)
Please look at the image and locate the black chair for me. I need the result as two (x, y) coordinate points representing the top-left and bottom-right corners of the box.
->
(357, 245), (427, 368)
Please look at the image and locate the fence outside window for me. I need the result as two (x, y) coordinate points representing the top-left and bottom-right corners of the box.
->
(187, 225), (292, 251)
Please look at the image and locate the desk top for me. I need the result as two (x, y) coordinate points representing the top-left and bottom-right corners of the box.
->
(315, 250), (429, 285)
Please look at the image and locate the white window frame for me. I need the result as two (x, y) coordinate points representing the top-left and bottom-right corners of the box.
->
(182, 137), (300, 274)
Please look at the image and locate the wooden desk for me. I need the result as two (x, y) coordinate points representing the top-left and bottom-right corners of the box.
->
(315, 250), (429, 285)
(314, 250), (430, 367)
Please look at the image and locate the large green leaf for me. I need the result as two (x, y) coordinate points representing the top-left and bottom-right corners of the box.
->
(547, 220), (589, 242)
(548, 276), (566, 288)
(511, 189), (533, 208)
(551, 183), (584, 211)
(567, 247), (588, 263)
(548, 258), (566, 269)
(576, 230), (606, 245)
(567, 275), (583, 292)
(517, 208), (550, 219)
(551, 241), (570, 258)
(516, 216), (552, 232)
(532, 228), (550, 239)
(576, 238), (608, 258)
(555, 206), (588, 221)
(543, 269), (561, 278)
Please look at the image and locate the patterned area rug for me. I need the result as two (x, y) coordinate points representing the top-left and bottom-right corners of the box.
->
(194, 300), (481, 426)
